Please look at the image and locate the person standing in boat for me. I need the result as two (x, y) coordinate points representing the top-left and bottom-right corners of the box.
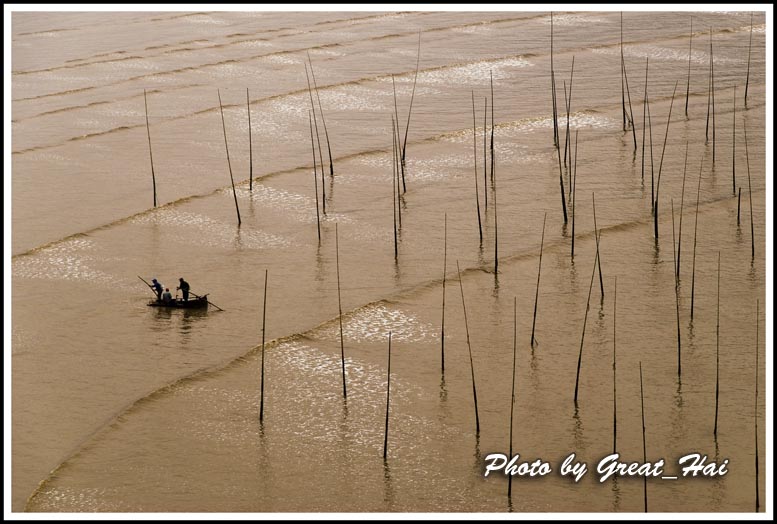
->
(162, 288), (173, 303)
(150, 278), (164, 301)
(177, 277), (191, 302)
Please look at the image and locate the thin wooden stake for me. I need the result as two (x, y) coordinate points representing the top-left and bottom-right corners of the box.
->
(574, 228), (599, 404)
(336, 223), (347, 399)
(143, 89), (157, 208)
(441, 213), (447, 372)
(259, 269), (268, 422)
(744, 120), (755, 260)
(508, 296), (517, 499)
(530, 213), (547, 347)
(654, 81), (679, 239)
(247, 88), (253, 191)
(472, 91), (483, 243)
(309, 111), (321, 242)
(613, 277), (617, 454)
(714, 251), (720, 436)
(383, 331), (391, 459)
(217, 89), (241, 226)
(456, 260), (480, 434)
(308, 52), (334, 178)
(640, 362), (648, 512)
(690, 156), (703, 320)
(685, 17), (693, 117)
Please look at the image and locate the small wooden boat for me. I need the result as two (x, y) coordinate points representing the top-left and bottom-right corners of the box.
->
(147, 295), (209, 309)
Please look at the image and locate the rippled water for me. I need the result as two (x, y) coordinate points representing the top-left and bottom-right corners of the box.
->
(11, 9), (767, 513)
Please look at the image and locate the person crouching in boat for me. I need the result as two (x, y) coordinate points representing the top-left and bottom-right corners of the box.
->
(177, 277), (190, 302)
(162, 288), (173, 303)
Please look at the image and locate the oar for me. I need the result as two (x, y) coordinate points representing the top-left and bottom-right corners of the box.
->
(190, 290), (225, 312)
(137, 275), (158, 298)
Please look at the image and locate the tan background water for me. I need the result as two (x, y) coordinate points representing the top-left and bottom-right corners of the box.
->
(11, 9), (766, 513)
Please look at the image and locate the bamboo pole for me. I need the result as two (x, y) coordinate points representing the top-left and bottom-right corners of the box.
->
(393, 115), (402, 229)
(738, 189), (742, 226)
(623, 52), (637, 151)
(745, 13), (753, 107)
(571, 130), (578, 259)
(685, 17), (693, 118)
(336, 223), (347, 399)
(714, 251), (720, 437)
(744, 120), (755, 260)
(705, 28), (712, 143)
(640, 362), (648, 512)
(247, 88), (253, 191)
(672, 199), (681, 377)
(711, 29), (717, 164)
(472, 92), (483, 242)
(484, 97), (488, 210)
(592, 193), (604, 298)
(573, 225), (599, 405)
(392, 118), (398, 260)
(613, 277), (617, 453)
(309, 111), (321, 242)
(259, 269), (268, 422)
(564, 56), (576, 168)
(555, 100), (569, 224)
(690, 156), (703, 320)
(308, 52), (334, 178)
(653, 81), (679, 240)
(143, 89), (157, 208)
(531, 213), (547, 347)
(441, 213), (447, 372)
(400, 32), (422, 191)
(508, 296), (517, 499)
(456, 260), (480, 434)
(641, 58), (648, 183)
(490, 70), (495, 183)
(493, 141), (499, 274)
(755, 299), (759, 511)
(383, 331), (392, 459)
(732, 86), (737, 194)
(304, 64), (326, 214)
(677, 142), (688, 280)
(217, 89), (242, 226)
(621, 12), (626, 131)
(551, 12), (558, 148)
(648, 87), (655, 209)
